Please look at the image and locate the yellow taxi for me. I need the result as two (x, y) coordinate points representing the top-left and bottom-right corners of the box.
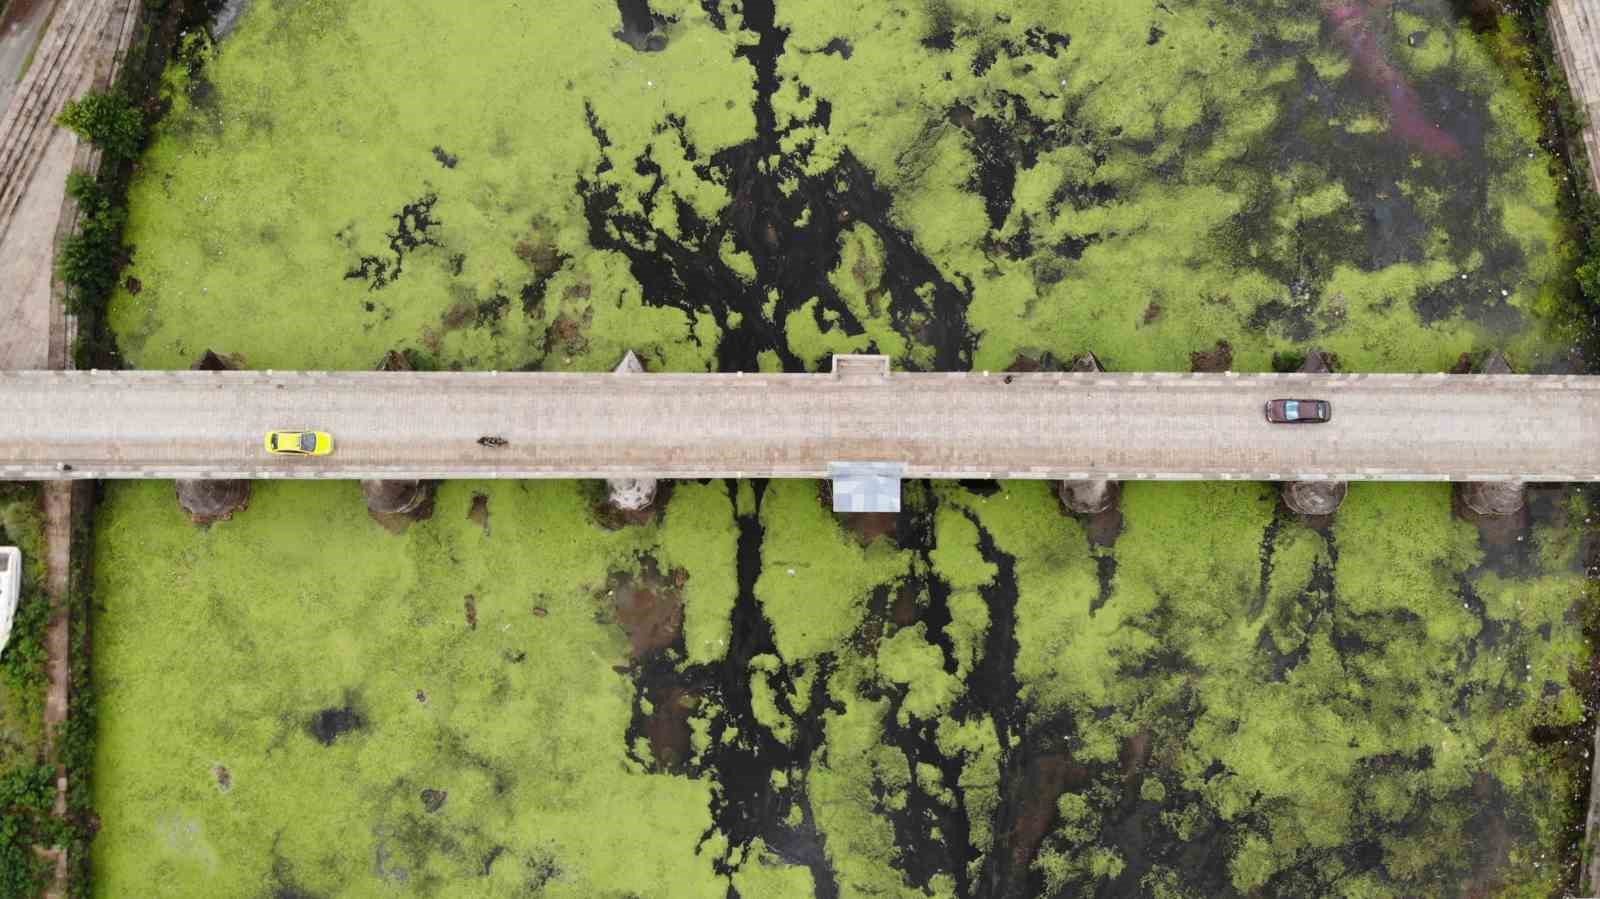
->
(264, 430), (334, 456)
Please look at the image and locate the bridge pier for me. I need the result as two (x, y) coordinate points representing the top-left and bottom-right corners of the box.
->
(605, 351), (660, 516)
(1281, 349), (1347, 518)
(1058, 479), (1119, 515)
(177, 479), (250, 525)
(1058, 352), (1120, 516)
(177, 350), (251, 524)
(361, 478), (435, 529)
(362, 351), (437, 530)
(607, 478), (658, 512)
(1459, 351), (1526, 517)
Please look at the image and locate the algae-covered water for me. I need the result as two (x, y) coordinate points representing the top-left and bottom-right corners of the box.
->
(92, 0), (1596, 896)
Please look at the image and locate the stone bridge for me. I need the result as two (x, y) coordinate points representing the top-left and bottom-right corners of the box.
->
(0, 356), (1591, 515)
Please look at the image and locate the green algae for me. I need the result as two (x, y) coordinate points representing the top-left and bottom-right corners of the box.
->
(657, 482), (739, 664)
(877, 623), (961, 723)
(111, 0), (751, 372)
(87, 0), (1600, 894)
(754, 480), (908, 661)
(92, 479), (734, 896)
(774, 0), (1575, 373)
(729, 838), (816, 896)
(808, 658), (928, 898)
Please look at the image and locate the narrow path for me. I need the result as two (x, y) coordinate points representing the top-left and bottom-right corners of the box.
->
(1550, 0), (1600, 194)
(0, 0), (61, 114)
(1545, 5), (1600, 893)
(0, 0), (140, 893)
(40, 480), (70, 899)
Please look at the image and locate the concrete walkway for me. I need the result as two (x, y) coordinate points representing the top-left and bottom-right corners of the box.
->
(0, 364), (1593, 482)
(1551, 0), (1600, 194)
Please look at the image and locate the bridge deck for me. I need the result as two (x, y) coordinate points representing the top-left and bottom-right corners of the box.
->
(0, 369), (1592, 481)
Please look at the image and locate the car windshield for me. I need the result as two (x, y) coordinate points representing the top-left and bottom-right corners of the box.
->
(1284, 401), (1299, 420)
(300, 432), (317, 452)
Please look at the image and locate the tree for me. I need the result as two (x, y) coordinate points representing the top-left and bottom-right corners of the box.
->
(55, 91), (145, 161)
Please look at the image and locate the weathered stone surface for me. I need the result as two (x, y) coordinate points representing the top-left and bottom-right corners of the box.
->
(1282, 479), (1347, 516)
(362, 479), (431, 516)
(1462, 480), (1526, 516)
(614, 350), (644, 375)
(176, 479), (250, 525)
(1071, 351), (1105, 373)
(607, 477), (658, 512)
(377, 349), (414, 372)
(1480, 350), (1513, 375)
(191, 350), (242, 371)
(1058, 478), (1118, 515)
(1189, 340), (1233, 373)
(1298, 349), (1333, 374)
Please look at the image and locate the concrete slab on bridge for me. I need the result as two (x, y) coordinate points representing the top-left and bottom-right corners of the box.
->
(0, 366), (1593, 482)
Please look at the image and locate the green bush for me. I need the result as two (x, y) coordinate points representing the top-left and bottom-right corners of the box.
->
(0, 763), (59, 898)
(1270, 350), (1306, 373)
(55, 174), (128, 313)
(55, 92), (144, 161)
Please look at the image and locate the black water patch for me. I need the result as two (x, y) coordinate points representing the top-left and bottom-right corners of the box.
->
(922, 30), (956, 51)
(1412, 263), (1524, 331)
(577, 0), (972, 373)
(307, 701), (366, 746)
(612, 480), (842, 898)
(948, 88), (1111, 236)
(345, 194), (442, 290)
(1263, 547), (1339, 683)
(699, 0), (726, 30)
(475, 292), (510, 332)
(1090, 552), (1117, 614)
(972, 46), (997, 76)
(1050, 178), (1119, 215)
(1365, 189), (1429, 270)
(1055, 231), (1102, 262)
(1022, 27), (1070, 58)
(431, 145), (459, 169)
(958, 479), (1001, 497)
(1218, 22), (1532, 339)
(859, 501), (976, 893)
(877, 690), (977, 894)
(614, 0), (672, 52)
(946, 512), (1052, 899)
(1246, 293), (1318, 343)
(820, 37), (853, 59)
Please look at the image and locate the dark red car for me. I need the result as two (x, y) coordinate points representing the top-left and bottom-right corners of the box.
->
(1265, 399), (1331, 424)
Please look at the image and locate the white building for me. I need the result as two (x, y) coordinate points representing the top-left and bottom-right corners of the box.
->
(0, 547), (19, 656)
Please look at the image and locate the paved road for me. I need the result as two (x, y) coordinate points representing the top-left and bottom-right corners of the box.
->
(0, 366), (1593, 481)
